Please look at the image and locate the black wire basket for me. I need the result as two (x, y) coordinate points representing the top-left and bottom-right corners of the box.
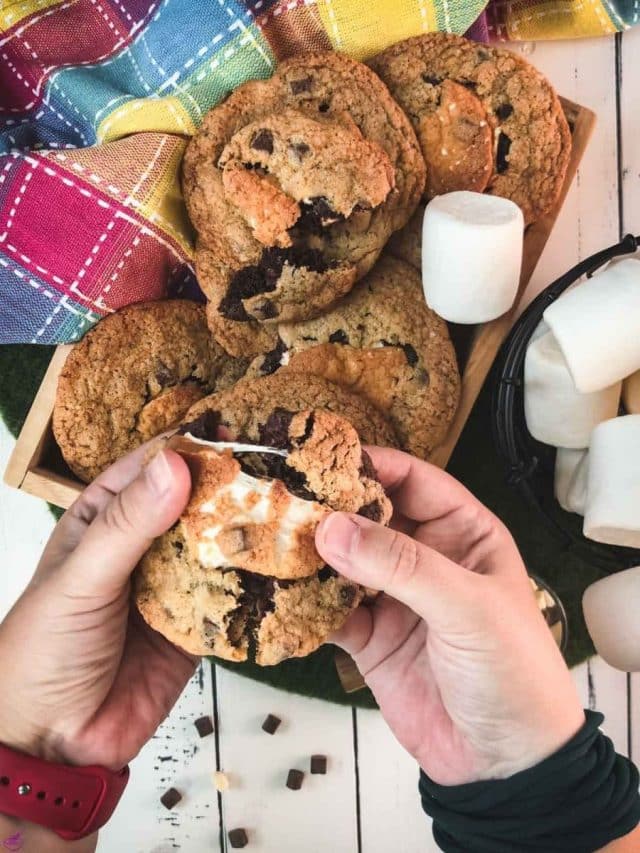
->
(492, 233), (640, 576)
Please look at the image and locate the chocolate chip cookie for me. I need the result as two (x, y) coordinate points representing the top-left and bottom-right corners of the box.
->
(248, 255), (460, 459)
(179, 371), (398, 451)
(53, 300), (246, 482)
(135, 409), (391, 665)
(183, 50), (425, 349)
(371, 33), (571, 223)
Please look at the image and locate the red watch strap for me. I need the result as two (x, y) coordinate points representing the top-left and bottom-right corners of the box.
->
(0, 743), (129, 840)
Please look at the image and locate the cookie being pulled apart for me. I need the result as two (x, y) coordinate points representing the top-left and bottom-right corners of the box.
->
(134, 408), (391, 666)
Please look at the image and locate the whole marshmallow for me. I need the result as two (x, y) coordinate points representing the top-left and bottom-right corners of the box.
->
(583, 567), (640, 671)
(584, 415), (640, 548)
(554, 448), (588, 515)
(543, 258), (640, 393)
(623, 370), (640, 414)
(524, 331), (621, 448)
(421, 191), (524, 323)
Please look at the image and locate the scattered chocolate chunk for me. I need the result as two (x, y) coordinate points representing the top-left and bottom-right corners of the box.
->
(286, 769), (304, 790)
(358, 501), (383, 522)
(329, 329), (349, 345)
(289, 142), (310, 163)
(402, 343), (419, 367)
(160, 787), (182, 810)
(228, 828), (249, 848)
(251, 129), (273, 154)
(310, 755), (327, 775)
(495, 103), (514, 121)
(260, 339), (287, 375)
(421, 73), (442, 85)
(339, 586), (357, 607)
(318, 101), (330, 112)
(194, 716), (214, 738)
(496, 133), (512, 174)
(178, 409), (221, 440)
(259, 408), (294, 449)
(290, 77), (313, 94)
(262, 714), (281, 735)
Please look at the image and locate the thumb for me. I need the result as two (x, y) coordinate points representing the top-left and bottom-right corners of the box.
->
(316, 513), (481, 630)
(63, 450), (191, 595)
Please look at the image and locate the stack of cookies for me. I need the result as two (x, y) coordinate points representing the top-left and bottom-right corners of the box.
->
(52, 34), (571, 665)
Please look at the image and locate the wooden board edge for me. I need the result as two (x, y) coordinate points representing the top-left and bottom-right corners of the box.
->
(20, 469), (82, 510)
(430, 99), (597, 470)
(3, 345), (71, 489)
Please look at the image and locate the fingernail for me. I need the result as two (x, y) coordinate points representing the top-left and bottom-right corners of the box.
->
(320, 513), (361, 561)
(145, 450), (173, 497)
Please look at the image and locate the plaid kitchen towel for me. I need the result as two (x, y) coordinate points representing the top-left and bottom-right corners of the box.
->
(0, 0), (637, 344)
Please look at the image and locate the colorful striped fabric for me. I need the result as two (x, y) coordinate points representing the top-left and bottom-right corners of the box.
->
(0, 0), (636, 344)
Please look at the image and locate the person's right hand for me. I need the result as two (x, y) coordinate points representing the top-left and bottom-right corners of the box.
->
(316, 447), (585, 787)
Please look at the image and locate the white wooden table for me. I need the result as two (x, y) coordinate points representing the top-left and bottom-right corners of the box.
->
(2, 29), (640, 852)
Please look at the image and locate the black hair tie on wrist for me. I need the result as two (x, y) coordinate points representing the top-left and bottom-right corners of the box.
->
(419, 711), (640, 853)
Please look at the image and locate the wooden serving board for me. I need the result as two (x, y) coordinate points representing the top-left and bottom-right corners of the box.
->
(4, 97), (595, 510)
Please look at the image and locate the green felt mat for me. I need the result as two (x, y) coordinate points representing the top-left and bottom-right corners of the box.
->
(0, 344), (601, 710)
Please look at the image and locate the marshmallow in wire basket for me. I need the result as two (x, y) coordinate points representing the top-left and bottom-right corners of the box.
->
(524, 331), (621, 448)
(554, 448), (588, 516)
(543, 259), (640, 393)
(583, 415), (640, 548)
(421, 191), (524, 323)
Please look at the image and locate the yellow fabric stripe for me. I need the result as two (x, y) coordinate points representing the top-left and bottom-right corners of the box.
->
(505, 0), (617, 39)
(0, 0), (63, 33)
(315, 0), (437, 61)
(97, 96), (196, 145)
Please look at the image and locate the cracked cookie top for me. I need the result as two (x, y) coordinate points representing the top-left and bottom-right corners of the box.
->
(183, 50), (425, 343)
(52, 300), (246, 482)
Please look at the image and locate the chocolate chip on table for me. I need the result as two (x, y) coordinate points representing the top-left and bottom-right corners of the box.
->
(250, 129), (273, 154)
(160, 787), (182, 810)
(262, 714), (282, 735)
(495, 103), (514, 121)
(194, 715), (214, 738)
(310, 755), (327, 775)
(328, 329), (349, 345)
(496, 132), (512, 174)
(228, 828), (249, 848)
(178, 409), (221, 440)
(290, 77), (312, 94)
(286, 769), (304, 790)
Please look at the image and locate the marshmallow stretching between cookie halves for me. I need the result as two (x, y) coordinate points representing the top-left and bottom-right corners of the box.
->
(543, 259), (640, 394)
(583, 415), (640, 548)
(583, 567), (640, 671)
(554, 448), (589, 515)
(524, 331), (621, 448)
(421, 191), (524, 323)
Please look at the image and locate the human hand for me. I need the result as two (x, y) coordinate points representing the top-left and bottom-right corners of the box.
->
(0, 445), (193, 770)
(316, 447), (585, 786)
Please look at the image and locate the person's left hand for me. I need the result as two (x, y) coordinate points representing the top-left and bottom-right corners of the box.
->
(0, 445), (193, 770)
